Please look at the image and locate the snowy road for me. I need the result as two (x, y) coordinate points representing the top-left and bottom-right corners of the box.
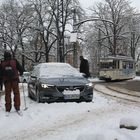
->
(94, 84), (140, 104)
(0, 83), (140, 140)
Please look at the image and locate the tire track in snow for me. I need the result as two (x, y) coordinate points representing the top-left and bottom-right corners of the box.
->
(94, 84), (140, 105)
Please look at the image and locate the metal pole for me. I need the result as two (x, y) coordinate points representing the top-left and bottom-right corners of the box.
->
(61, 0), (65, 62)
(73, 8), (78, 67)
(98, 28), (101, 75)
(22, 82), (28, 110)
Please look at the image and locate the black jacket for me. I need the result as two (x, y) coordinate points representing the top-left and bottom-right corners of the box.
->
(80, 58), (90, 78)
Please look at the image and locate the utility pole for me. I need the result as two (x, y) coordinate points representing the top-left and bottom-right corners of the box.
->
(61, 0), (65, 62)
(131, 31), (135, 59)
(57, 0), (65, 62)
(72, 8), (78, 67)
(98, 28), (101, 75)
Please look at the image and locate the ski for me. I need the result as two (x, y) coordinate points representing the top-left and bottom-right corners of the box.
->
(16, 110), (23, 116)
(5, 110), (23, 117)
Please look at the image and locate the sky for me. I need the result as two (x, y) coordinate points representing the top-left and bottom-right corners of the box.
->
(79, 0), (140, 13)
(0, 0), (140, 13)
(0, 76), (140, 140)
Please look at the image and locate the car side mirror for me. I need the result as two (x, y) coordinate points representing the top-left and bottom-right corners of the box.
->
(31, 75), (37, 80)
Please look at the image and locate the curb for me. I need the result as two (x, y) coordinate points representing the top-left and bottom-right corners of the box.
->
(107, 86), (140, 98)
(94, 84), (140, 103)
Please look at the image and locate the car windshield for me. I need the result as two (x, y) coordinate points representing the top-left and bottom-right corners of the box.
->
(39, 63), (82, 78)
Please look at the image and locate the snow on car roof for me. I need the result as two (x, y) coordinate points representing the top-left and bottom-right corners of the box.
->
(37, 62), (70, 67)
(35, 62), (82, 78)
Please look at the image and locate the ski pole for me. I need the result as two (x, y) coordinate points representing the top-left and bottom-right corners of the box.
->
(22, 82), (28, 110)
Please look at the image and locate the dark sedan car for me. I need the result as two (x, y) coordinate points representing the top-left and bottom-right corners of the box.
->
(28, 63), (93, 103)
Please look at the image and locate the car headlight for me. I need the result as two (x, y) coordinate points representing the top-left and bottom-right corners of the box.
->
(86, 82), (93, 87)
(41, 84), (54, 88)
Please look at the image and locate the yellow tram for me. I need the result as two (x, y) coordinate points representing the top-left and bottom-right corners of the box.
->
(99, 55), (135, 81)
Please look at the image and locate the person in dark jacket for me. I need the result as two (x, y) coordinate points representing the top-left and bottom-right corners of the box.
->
(1, 51), (24, 114)
(79, 56), (90, 78)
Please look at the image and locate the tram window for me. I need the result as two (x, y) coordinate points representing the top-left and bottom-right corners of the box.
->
(122, 61), (134, 69)
(123, 62), (126, 69)
(100, 57), (134, 70)
(129, 62), (134, 69)
(100, 60), (116, 69)
(100, 62), (113, 69)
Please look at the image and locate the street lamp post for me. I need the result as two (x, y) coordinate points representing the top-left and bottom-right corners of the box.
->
(72, 8), (78, 67)
(98, 28), (101, 75)
(57, 0), (64, 62)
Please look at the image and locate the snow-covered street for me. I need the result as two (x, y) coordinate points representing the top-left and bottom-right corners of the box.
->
(0, 82), (140, 140)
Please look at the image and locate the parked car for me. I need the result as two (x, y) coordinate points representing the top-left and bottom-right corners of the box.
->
(28, 63), (93, 103)
(20, 72), (30, 83)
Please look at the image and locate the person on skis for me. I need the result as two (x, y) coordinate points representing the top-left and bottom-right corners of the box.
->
(1, 51), (24, 115)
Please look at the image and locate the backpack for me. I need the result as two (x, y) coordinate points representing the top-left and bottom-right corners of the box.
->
(3, 60), (15, 78)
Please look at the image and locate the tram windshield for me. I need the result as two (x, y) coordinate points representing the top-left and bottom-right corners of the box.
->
(100, 59), (118, 69)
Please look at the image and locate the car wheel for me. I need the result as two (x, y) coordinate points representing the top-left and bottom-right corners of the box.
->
(45, 97), (59, 103)
(76, 100), (82, 103)
(79, 96), (93, 103)
(36, 89), (41, 103)
(85, 99), (93, 102)
(28, 87), (32, 99)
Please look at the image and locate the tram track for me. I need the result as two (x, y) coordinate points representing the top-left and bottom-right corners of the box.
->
(93, 83), (140, 104)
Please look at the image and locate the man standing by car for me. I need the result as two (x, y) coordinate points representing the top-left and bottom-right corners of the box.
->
(1, 51), (24, 116)
(79, 56), (90, 78)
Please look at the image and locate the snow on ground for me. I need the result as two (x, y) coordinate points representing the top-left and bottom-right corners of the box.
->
(134, 76), (140, 80)
(0, 79), (140, 140)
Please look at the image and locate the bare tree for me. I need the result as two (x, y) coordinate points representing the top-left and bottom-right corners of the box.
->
(0, 0), (84, 70)
(75, 0), (140, 75)
(0, 0), (34, 70)
(52, 0), (84, 62)
(89, 0), (136, 56)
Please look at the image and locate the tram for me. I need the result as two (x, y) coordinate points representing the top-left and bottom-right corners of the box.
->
(99, 55), (135, 81)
